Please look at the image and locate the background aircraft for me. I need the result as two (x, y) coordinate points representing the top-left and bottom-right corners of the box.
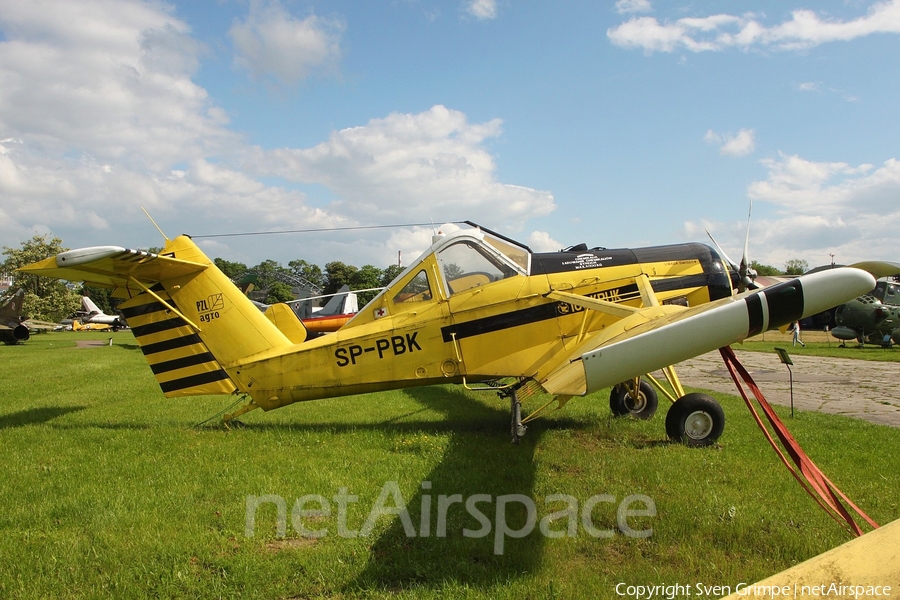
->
(247, 284), (364, 335)
(289, 285), (361, 334)
(76, 295), (126, 331)
(831, 276), (900, 347)
(0, 288), (57, 344)
(20, 223), (882, 446)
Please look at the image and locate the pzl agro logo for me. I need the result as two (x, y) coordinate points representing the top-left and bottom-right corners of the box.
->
(196, 293), (224, 323)
(561, 253), (611, 270)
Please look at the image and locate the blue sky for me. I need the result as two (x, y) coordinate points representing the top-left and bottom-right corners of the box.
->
(1, 0), (899, 271)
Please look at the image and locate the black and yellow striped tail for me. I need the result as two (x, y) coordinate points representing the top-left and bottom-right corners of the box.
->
(120, 287), (237, 397)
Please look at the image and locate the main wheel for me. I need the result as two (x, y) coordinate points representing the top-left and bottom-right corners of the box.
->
(609, 380), (658, 420)
(665, 393), (725, 447)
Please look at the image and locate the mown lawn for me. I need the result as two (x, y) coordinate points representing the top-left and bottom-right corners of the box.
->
(742, 329), (900, 361)
(1, 331), (898, 599)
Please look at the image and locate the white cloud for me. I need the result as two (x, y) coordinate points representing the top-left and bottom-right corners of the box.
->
(608, 1), (900, 53)
(688, 153), (900, 267)
(0, 2), (555, 268)
(0, 0), (231, 171)
(615, 0), (652, 15)
(704, 128), (756, 157)
(466, 0), (498, 20)
(252, 105), (556, 230)
(229, 1), (344, 86)
(527, 231), (562, 252)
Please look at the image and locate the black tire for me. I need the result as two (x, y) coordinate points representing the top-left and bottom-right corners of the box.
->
(665, 393), (725, 447)
(609, 380), (658, 420)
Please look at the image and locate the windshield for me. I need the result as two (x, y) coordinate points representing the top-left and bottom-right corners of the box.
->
(437, 240), (520, 295)
(482, 234), (530, 273)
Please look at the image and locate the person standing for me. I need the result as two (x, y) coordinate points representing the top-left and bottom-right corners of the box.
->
(791, 321), (805, 347)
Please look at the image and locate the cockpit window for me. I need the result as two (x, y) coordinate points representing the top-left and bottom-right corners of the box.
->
(482, 234), (530, 273)
(885, 283), (900, 306)
(393, 270), (432, 303)
(437, 240), (520, 295)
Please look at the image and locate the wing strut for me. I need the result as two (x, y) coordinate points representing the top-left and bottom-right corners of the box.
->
(127, 275), (202, 332)
(719, 346), (878, 536)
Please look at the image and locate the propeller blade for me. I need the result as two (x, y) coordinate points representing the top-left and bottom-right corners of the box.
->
(709, 201), (757, 293)
(706, 230), (738, 271)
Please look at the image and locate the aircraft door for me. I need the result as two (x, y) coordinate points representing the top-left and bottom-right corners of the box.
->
(385, 263), (459, 380)
(435, 239), (551, 379)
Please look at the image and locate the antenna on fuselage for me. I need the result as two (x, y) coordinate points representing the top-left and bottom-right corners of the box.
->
(141, 207), (170, 242)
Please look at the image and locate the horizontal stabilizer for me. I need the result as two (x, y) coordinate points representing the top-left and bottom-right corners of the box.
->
(18, 246), (207, 292)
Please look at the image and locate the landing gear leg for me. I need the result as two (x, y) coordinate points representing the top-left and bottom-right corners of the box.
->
(507, 389), (526, 444)
(223, 398), (260, 426)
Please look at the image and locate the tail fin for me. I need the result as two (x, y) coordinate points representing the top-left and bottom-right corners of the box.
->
(20, 235), (294, 397)
(81, 295), (103, 315)
(319, 284), (358, 315)
(0, 289), (25, 321)
(123, 236), (293, 396)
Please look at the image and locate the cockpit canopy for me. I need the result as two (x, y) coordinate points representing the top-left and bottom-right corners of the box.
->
(872, 279), (900, 306)
(379, 224), (531, 310)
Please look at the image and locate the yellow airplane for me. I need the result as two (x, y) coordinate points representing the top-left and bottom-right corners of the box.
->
(71, 319), (114, 332)
(19, 222), (879, 445)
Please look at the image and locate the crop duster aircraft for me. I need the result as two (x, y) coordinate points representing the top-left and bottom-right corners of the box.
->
(20, 222), (878, 445)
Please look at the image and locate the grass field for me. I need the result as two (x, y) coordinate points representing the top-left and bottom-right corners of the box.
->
(1, 331), (899, 599)
(742, 329), (900, 361)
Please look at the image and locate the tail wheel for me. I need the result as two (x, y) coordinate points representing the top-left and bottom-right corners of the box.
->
(665, 393), (725, 447)
(610, 380), (658, 420)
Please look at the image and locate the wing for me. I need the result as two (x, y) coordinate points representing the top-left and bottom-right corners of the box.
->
(18, 246), (207, 293)
(22, 319), (58, 330)
(540, 267), (875, 396)
(848, 260), (900, 279)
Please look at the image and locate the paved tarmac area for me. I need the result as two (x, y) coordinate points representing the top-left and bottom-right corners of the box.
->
(672, 349), (900, 428)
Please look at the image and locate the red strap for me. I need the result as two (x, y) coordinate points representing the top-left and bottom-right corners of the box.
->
(718, 346), (878, 536)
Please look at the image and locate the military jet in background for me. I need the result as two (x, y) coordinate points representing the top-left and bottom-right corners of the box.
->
(247, 284), (365, 335)
(76, 295), (126, 331)
(0, 289), (57, 344)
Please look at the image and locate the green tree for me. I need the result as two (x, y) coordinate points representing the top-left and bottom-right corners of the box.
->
(380, 264), (404, 287)
(750, 261), (782, 276)
(350, 265), (385, 305)
(324, 261), (358, 295)
(288, 259), (324, 290)
(252, 259), (290, 291)
(1, 235), (82, 322)
(784, 259), (808, 276)
(266, 281), (295, 304)
(214, 258), (248, 281)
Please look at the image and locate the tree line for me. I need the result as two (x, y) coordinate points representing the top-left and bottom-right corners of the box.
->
(1, 235), (405, 322)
